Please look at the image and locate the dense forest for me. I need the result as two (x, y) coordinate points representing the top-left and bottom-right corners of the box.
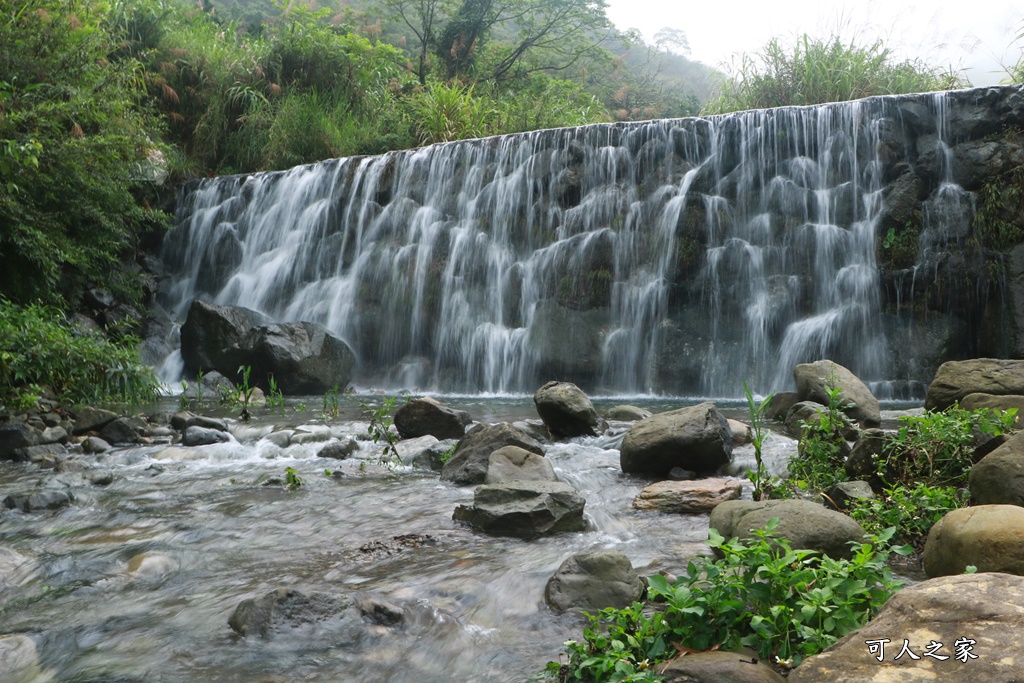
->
(0, 0), (1006, 407)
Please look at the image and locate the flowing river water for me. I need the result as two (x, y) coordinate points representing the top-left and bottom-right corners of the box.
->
(0, 396), (805, 683)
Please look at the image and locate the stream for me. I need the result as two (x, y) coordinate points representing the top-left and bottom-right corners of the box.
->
(0, 396), (801, 682)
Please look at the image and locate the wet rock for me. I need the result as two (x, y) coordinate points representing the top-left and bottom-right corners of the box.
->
(794, 360), (880, 426)
(453, 481), (586, 537)
(393, 397), (471, 440)
(99, 416), (144, 445)
(357, 597), (405, 626)
(969, 430), (1024, 506)
(82, 436), (112, 454)
(788, 573), (1024, 683)
(765, 392), (800, 421)
(171, 411), (228, 432)
(228, 588), (366, 642)
(3, 491), (73, 513)
(152, 446), (203, 462)
(727, 419), (752, 446)
(181, 370), (236, 401)
(244, 322), (356, 395)
(182, 425), (231, 447)
(0, 546), (37, 590)
(19, 443), (67, 469)
(660, 648), (785, 683)
(619, 402), (732, 477)
(925, 358), (1024, 411)
(544, 551), (644, 612)
(126, 551), (178, 579)
(633, 478), (743, 513)
(484, 446), (558, 484)
(533, 381), (606, 438)
(923, 505), (1024, 577)
(394, 434), (439, 465)
(441, 422), (545, 485)
(70, 406), (118, 434)
(412, 439), (457, 471)
(710, 499), (867, 560)
(265, 430), (294, 448)
(319, 438), (360, 460)
(0, 635), (46, 683)
(290, 425), (333, 445)
(0, 421), (40, 460)
(88, 471), (115, 486)
(605, 405), (652, 421)
(180, 300), (268, 375)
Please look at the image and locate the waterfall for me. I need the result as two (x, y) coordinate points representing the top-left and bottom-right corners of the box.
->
(161, 88), (1012, 396)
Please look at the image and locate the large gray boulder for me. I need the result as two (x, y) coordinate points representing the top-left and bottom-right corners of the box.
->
(452, 481), (586, 537)
(710, 499), (867, 560)
(794, 360), (880, 426)
(70, 406), (118, 434)
(244, 322), (356, 395)
(441, 422), (545, 485)
(923, 505), (1024, 577)
(619, 402), (732, 477)
(393, 396), (471, 440)
(0, 422), (40, 461)
(788, 573), (1024, 683)
(544, 551), (644, 612)
(180, 300), (267, 374)
(925, 358), (1024, 411)
(485, 446), (558, 484)
(533, 381), (605, 438)
(179, 300), (355, 394)
(969, 429), (1024, 506)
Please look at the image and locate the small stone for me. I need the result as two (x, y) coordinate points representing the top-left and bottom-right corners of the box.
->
(319, 438), (359, 460)
(633, 478), (743, 513)
(182, 425), (231, 447)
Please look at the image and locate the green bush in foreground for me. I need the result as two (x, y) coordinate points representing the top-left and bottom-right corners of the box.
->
(548, 522), (908, 682)
(0, 298), (160, 409)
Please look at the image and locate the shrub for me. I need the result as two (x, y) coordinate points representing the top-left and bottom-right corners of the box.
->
(850, 483), (968, 546)
(0, 298), (160, 407)
(549, 523), (908, 681)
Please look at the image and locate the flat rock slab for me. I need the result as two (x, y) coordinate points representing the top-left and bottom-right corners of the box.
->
(633, 478), (743, 513)
(789, 573), (1024, 683)
(453, 481), (586, 538)
(925, 358), (1024, 411)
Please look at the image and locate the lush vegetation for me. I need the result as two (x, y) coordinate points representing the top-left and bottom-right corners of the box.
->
(548, 524), (907, 682)
(703, 33), (966, 114)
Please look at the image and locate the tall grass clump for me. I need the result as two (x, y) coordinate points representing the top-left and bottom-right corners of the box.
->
(704, 33), (967, 114)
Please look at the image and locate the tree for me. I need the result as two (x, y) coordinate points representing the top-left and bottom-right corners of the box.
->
(653, 26), (689, 56)
(379, 0), (449, 84)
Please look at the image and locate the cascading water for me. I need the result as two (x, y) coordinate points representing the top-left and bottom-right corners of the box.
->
(161, 88), (1009, 397)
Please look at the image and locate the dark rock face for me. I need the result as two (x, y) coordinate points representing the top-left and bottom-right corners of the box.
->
(544, 551), (644, 612)
(179, 300), (355, 394)
(393, 397), (471, 440)
(619, 402), (732, 477)
(452, 481), (586, 537)
(533, 381), (605, 438)
(440, 422), (545, 485)
(228, 589), (366, 641)
(0, 422), (40, 461)
(710, 499), (867, 560)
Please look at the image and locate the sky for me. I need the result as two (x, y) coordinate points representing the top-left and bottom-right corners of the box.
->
(604, 0), (1024, 87)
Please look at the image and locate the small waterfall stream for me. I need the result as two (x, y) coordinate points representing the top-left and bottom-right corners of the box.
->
(159, 89), (1008, 397)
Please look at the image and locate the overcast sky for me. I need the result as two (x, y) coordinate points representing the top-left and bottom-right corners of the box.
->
(604, 0), (1024, 87)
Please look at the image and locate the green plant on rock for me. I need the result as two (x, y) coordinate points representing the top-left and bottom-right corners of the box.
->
(362, 396), (400, 467)
(850, 483), (968, 547)
(284, 466), (304, 491)
(548, 522), (909, 682)
(439, 443), (458, 465)
(267, 373), (285, 411)
(237, 365), (255, 421)
(744, 381), (781, 501)
(786, 373), (850, 496)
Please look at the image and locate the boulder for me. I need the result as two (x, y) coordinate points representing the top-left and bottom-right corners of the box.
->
(3, 491), (73, 513)
(182, 425), (231, 447)
(228, 588), (366, 642)
(452, 481), (586, 537)
(393, 434), (440, 466)
(393, 397), (471, 440)
(605, 405), (651, 421)
(319, 438), (360, 460)
(441, 422), (545, 485)
(632, 478), (743, 513)
(925, 358), (1024, 411)
(660, 648), (786, 683)
(412, 439), (457, 471)
(0, 422), (40, 460)
(485, 446), (559, 484)
(533, 381), (606, 438)
(290, 425), (333, 445)
(765, 391), (799, 421)
(244, 322), (356, 394)
(727, 419), (752, 446)
(180, 299), (267, 375)
(619, 402), (732, 477)
(844, 429), (887, 487)
(969, 429), (1024, 506)
(794, 360), (880, 426)
(18, 444), (67, 468)
(82, 436), (112, 454)
(40, 426), (68, 445)
(170, 412), (228, 432)
(544, 551), (644, 612)
(960, 392), (1024, 423)
(923, 505), (1024, 577)
(70, 406), (118, 434)
(788, 573), (1024, 683)
(823, 480), (875, 510)
(710, 499), (867, 560)
(99, 416), (144, 445)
